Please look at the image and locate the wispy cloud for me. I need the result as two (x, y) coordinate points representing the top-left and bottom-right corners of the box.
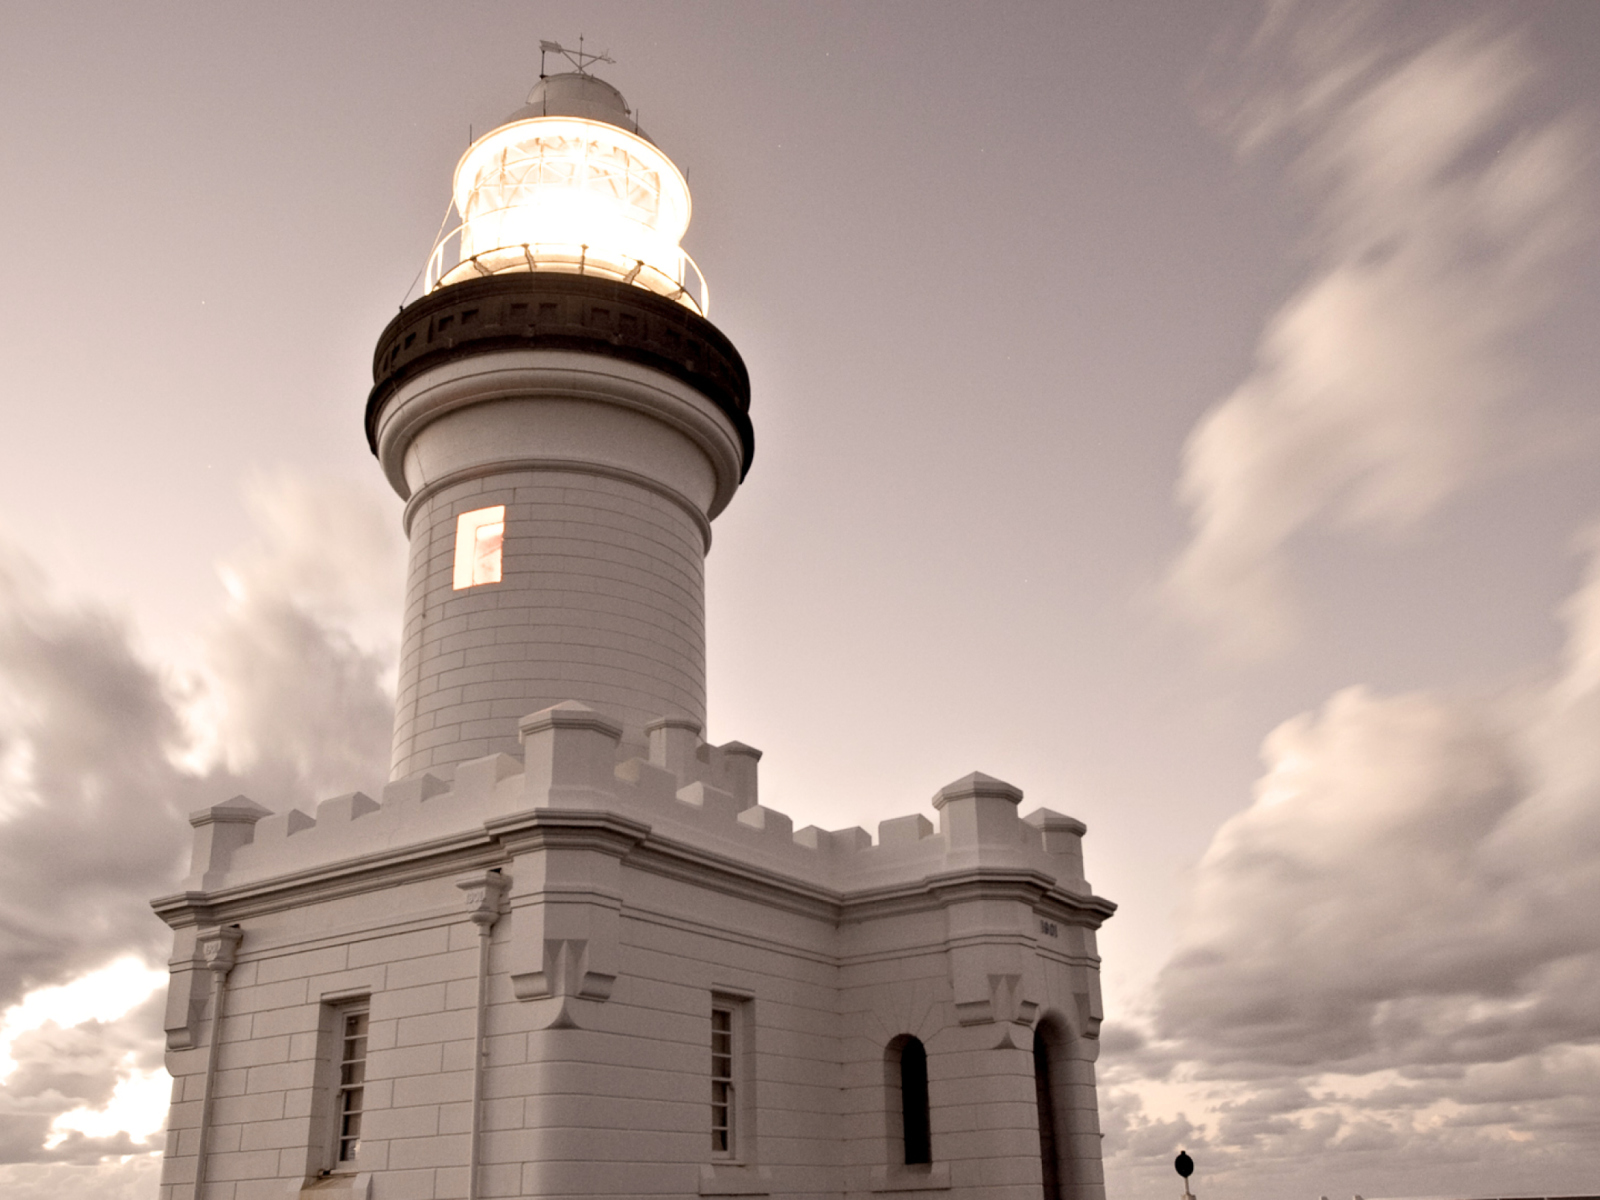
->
(199, 472), (402, 800)
(1108, 8), (1600, 1195)
(1167, 5), (1589, 657)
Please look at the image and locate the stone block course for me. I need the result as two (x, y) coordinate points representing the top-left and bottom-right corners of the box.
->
(238, 1116), (307, 1152)
(389, 1131), (473, 1170)
(250, 1003), (323, 1039)
(349, 926), (451, 968)
(370, 1167), (437, 1200)
(209, 1066), (249, 1099)
(228, 979), (308, 1017)
(393, 1068), (474, 1108)
(218, 1033), (290, 1069)
(205, 1122), (242, 1154)
(378, 981), (450, 1020)
(254, 943), (350, 984)
(240, 1060), (303, 1096)
(369, 1103), (440, 1140)
(385, 947), (477, 991)
(369, 1041), (444, 1080)
(205, 1148), (281, 1182)
(440, 1038), (478, 1072)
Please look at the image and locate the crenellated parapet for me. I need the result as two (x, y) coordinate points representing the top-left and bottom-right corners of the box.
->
(156, 701), (1110, 926)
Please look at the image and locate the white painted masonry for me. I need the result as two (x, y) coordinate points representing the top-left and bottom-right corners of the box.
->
(154, 69), (1114, 1200)
(156, 721), (1113, 1200)
(381, 351), (739, 777)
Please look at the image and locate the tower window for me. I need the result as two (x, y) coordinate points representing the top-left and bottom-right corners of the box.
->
(1034, 1025), (1061, 1200)
(335, 1007), (368, 1165)
(886, 1035), (932, 1166)
(313, 999), (369, 1172)
(711, 1004), (735, 1155)
(452, 505), (505, 589)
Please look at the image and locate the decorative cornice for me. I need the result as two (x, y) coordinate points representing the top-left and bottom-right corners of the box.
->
(152, 831), (507, 928)
(153, 806), (1114, 932)
(483, 809), (651, 859)
(837, 865), (1115, 927)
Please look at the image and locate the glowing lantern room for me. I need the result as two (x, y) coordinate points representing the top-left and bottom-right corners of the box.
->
(426, 72), (706, 314)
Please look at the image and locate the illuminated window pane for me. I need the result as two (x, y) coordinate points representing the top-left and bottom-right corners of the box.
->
(453, 506), (505, 589)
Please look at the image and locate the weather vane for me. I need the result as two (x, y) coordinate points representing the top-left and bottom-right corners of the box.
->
(539, 35), (615, 78)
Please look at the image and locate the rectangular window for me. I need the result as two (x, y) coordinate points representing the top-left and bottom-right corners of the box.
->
(335, 1006), (368, 1165)
(711, 1004), (735, 1156)
(452, 505), (505, 590)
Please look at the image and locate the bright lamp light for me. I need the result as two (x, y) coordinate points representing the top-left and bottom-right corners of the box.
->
(427, 107), (707, 313)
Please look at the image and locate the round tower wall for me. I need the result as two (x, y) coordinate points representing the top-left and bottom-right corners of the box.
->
(376, 349), (745, 780)
(390, 463), (708, 778)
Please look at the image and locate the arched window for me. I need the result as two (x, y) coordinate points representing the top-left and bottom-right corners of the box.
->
(1033, 1025), (1061, 1200)
(884, 1035), (931, 1166)
(901, 1038), (930, 1165)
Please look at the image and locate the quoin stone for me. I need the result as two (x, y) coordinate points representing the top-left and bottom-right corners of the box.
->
(155, 59), (1115, 1200)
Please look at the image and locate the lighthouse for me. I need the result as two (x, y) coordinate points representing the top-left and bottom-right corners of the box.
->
(370, 68), (750, 778)
(155, 59), (1114, 1200)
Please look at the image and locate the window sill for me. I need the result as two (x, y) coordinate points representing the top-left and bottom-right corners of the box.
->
(294, 1173), (371, 1198)
(698, 1163), (772, 1195)
(870, 1163), (951, 1192)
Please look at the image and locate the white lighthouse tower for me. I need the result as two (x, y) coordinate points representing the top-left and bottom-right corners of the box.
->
(155, 58), (1114, 1200)
(372, 67), (748, 777)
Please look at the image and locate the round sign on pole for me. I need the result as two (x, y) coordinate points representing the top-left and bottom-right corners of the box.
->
(1174, 1151), (1194, 1178)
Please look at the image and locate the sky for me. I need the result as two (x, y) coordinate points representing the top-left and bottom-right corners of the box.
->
(0, 1), (1598, 1197)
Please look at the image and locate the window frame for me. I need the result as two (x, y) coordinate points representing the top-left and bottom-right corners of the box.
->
(334, 1005), (369, 1167)
(708, 993), (755, 1164)
(884, 1034), (933, 1168)
(899, 1037), (931, 1165)
(1033, 1021), (1068, 1200)
(711, 1002), (736, 1158)
(312, 997), (370, 1176)
(452, 505), (506, 590)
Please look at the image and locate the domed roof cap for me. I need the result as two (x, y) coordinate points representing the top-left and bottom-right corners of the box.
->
(501, 72), (650, 141)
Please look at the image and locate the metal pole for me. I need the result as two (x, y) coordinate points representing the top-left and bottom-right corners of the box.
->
(191, 926), (242, 1200)
(460, 872), (507, 1200)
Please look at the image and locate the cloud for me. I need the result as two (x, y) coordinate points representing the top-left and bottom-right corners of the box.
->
(0, 553), (203, 1006)
(199, 472), (403, 800)
(1167, 5), (1589, 657)
(1103, 531), (1600, 1196)
(1111, 11), (1600, 1193)
(0, 473), (401, 1174)
(0, 1159), (163, 1200)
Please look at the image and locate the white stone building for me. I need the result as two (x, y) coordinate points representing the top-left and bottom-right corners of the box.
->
(155, 68), (1115, 1200)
